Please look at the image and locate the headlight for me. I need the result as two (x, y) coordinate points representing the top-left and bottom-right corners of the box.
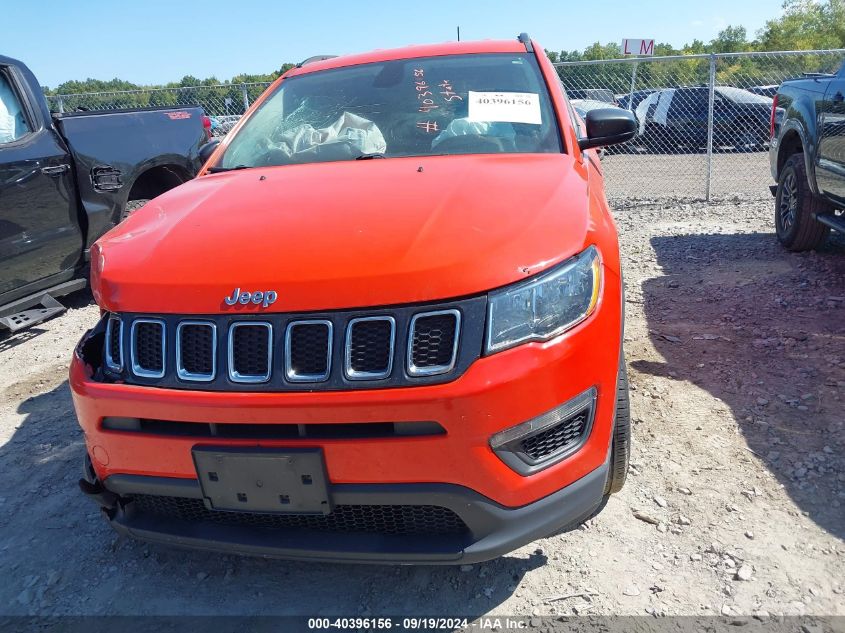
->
(486, 246), (601, 353)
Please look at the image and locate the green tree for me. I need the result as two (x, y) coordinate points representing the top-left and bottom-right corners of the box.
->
(582, 42), (622, 60)
(757, 0), (845, 50)
(709, 25), (752, 53)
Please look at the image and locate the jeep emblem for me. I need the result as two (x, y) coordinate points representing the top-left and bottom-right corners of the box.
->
(224, 288), (277, 308)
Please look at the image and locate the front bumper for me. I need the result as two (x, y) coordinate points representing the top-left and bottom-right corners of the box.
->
(82, 456), (609, 564)
(71, 268), (622, 560)
(71, 269), (621, 508)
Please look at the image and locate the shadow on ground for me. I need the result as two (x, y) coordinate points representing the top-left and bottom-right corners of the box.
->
(634, 230), (845, 540)
(0, 380), (539, 616)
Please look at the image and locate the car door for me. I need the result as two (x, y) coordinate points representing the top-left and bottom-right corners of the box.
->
(816, 64), (845, 202)
(0, 63), (83, 304)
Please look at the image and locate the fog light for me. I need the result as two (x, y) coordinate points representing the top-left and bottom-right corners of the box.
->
(490, 387), (596, 476)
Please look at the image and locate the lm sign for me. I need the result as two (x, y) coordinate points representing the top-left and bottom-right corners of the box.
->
(622, 39), (655, 56)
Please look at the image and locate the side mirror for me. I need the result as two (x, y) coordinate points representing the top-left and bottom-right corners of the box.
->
(198, 139), (220, 164)
(578, 108), (638, 151)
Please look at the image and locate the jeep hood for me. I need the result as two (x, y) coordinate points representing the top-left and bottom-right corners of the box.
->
(93, 154), (593, 313)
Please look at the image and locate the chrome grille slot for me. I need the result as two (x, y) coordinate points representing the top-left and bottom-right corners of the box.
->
(285, 320), (332, 382)
(228, 322), (272, 383)
(130, 319), (165, 378)
(176, 321), (216, 381)
(345, 316), (395, 380)
(105, 315), (123, 372)
(408, 310), (460, 376)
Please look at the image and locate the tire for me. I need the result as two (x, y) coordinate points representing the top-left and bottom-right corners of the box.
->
(551, 355), (631, 534)
(604, 354), (631, 496)
(120, 199), (150, 222)
(775, 154), (830, 252)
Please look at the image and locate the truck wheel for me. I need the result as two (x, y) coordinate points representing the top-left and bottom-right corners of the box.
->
(121, 199), (149, 222)
(775, 154), (830, 251)
(604, 354), (631, 495)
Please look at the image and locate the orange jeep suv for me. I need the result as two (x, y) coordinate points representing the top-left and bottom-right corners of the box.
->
(71, 34), (637, 563)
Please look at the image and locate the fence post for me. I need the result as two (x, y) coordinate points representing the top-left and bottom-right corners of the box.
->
(241, 85), (249, 112)
(627, 62), (638, 111)
(57, 96), (64, 114)
(705, 53), (716, 201)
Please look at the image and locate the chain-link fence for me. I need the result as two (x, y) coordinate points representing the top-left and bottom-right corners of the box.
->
(44, 49), (845, 199)
(46, 82), (273, 137)
(556, 49), (845, 200)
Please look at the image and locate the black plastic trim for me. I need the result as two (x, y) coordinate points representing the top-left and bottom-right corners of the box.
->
(817, 212), (845, 234)
(491, 388), (596, 475)
(518, 32), (534, 53)
(87, 460), (609, 564)
(100, 418), (446, 440)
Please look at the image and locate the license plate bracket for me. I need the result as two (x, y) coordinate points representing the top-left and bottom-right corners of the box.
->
(192, 447), (332, 515)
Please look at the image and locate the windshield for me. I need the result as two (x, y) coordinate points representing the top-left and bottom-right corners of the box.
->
(218, 53), (561, 169)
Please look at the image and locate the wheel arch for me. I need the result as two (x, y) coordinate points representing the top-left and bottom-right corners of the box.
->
(125, 162), (192, 203)
(111, 159), (194, 225)
(775, 110), (820, 196)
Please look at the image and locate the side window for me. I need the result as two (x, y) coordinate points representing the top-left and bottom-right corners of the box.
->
(0, 70), (32, 144)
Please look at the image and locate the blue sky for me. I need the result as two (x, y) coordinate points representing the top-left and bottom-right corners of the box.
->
(5, 0), (783, 88)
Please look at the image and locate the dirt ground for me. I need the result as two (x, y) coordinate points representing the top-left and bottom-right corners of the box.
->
(0, 194), (842, 620)
(601, 151), (770, 199)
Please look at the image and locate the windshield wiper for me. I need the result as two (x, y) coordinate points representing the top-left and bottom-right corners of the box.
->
(355, 154), (386, 160)
(207, 165), (252, 173)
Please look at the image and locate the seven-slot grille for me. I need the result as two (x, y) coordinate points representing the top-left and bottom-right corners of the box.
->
(103, 301), (477, 390)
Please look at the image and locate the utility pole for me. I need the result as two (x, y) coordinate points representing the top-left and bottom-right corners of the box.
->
(457, 26), (460, 41)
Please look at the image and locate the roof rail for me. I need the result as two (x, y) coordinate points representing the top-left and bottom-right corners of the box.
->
(517, 33), (533, 53)
(296, 55), (338, 68)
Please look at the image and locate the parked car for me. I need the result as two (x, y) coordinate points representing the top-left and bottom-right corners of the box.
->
(770, 66), (845, 250)
(749, 84), (779, 98)
(567, 88), (617, 105)
(635, 86), (773, 153)
(0, 54), (209, 331)
(209, 114), (241, 136)
(616, 88), (657, 111)
(570, 98), (623, 120)
(72, 35), (638, 564)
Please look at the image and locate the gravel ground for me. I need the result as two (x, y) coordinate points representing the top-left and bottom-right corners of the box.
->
(602, 151), (770, 199)
(0, 194), (842, 620)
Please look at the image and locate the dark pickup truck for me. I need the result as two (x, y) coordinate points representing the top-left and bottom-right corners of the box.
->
(0, 54), (210, 330)
(770, 61), (845, 251)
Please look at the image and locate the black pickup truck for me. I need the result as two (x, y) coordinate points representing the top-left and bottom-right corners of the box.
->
(770, 61), (845, 251)
(0, 54), (210, 331)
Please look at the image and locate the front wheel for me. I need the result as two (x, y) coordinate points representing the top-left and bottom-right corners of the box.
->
(604, 354), (632, 495)
(775, 154), (830, 251)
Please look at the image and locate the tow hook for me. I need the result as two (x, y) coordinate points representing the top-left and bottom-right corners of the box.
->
(78, 478), (119, 517)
